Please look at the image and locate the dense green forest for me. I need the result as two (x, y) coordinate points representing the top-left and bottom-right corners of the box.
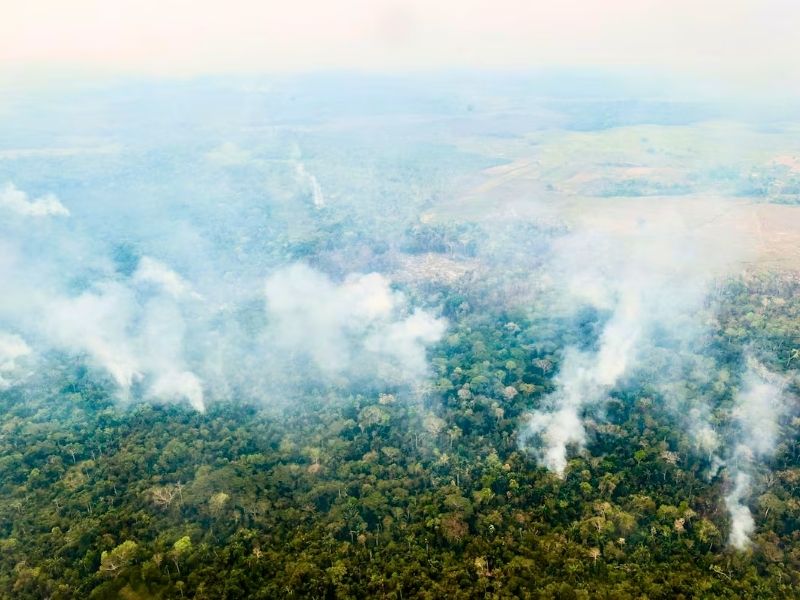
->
(1, 271), (799, 599)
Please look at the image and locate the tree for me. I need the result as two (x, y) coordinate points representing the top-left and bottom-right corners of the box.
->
(440, 514), (468, 543)
(170, 536), (192, 575)
(98, 540), (139, 578)
(149, 484), (179, 509)
(209, 492), (230, 517)
(532, 358), (553, 375)
(787, 348), (799, 366)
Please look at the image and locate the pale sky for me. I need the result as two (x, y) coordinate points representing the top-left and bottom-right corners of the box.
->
(1, 0), (798, 89)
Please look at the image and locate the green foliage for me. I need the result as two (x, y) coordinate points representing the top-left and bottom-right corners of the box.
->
(0, 273), (799, 598)
(99, 540), (139, 578)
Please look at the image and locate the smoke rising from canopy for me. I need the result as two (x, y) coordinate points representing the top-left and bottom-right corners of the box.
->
(520, 199), (743, 474)
(0, 182), (446, 410)
(511, 193), (799, 548)
(2, 72), (799, 555)
(723, 360), (790, 549)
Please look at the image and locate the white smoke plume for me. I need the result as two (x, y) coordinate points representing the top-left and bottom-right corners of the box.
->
(133, 256), (203, 301)
(726, 470), (755, 550)
(723, 360), (790, 549)
(294, 161), (326, 209)
(44, 282), (143, 392)
(519, 199), (747, 476)
(0, 183), (444, 409)
(34, 273), (207, 410)
(264, 263), (446, 385)
(732, 360), (788, 457)
(522, 283), (644, 474)
(0, 182), (70, 217)
(0, 332), (31, 389)
(515, 197), (795, 550)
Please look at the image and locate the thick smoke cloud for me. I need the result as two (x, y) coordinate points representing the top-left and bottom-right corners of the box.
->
(0, 182), (445, 410)
(522, 276), (645, 474)
(133, 257), (203, 301)
(725, 471), (755, 550)
(34, 269), (206, 410)
(264, 264), (445, 384)
(517, 199), (798, 548)
(520, 202), (736, 476)
(0, 332), (31, 389)
(0, 183), (70, 217)
(723, 360), (789, 549)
